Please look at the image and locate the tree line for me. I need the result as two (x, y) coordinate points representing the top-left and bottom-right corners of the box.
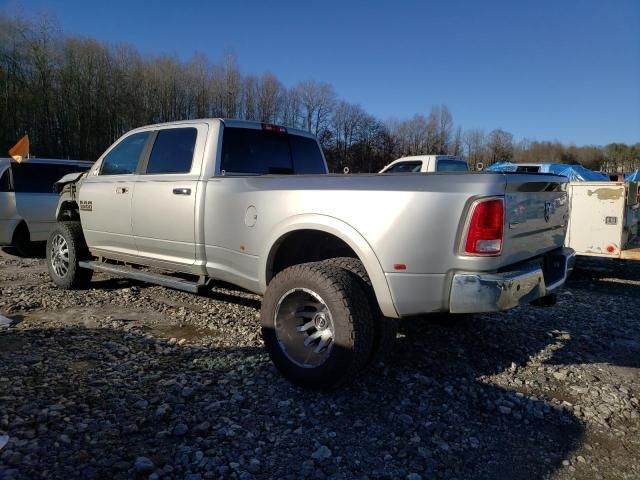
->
(1, 13), (638, 173)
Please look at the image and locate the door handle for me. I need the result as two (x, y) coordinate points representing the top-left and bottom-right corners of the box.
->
(173, 188), (191, 195)
(116, 187), (128, 194)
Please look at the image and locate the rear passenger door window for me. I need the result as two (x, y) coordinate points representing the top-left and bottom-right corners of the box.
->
(145, 128), (197, 174)
(100, 132), (150, 175)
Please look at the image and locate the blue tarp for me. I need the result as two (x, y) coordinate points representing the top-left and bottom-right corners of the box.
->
(626, 169), (640, 182)
(485, 162), (519, 172)
(486, 162), (610, 182)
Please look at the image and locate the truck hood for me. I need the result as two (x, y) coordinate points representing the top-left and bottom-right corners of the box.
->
(54, 172), (86, 193)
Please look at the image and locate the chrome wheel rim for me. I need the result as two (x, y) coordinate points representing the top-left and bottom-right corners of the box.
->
(274, 288), (335, 368)
(50, 234), (70, 278)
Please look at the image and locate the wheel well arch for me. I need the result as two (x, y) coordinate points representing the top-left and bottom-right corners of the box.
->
(11, 220), (29, 242)
(266, 229), (359, 284)
(262, 220), (399, 318)
(56, 200), (81, 221)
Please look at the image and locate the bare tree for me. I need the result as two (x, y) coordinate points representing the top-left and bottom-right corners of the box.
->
(256, 73), (282, 123)
(185, 53), (212, 119)
(296, 80), (336, 137)
(332, 101), (364, 159)
(211, 50), (241, 119)
(241, 74), (259, 121)
(280, 87), (302, 129)
(463, 129), (487, 169)
(448, 126), (463, 156)
(434, 104), (453, 154)
(487, 129), (514, 164)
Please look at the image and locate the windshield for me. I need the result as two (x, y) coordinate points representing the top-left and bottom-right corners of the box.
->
(384, 161), (422, 173)
(436, 159), (468, 172)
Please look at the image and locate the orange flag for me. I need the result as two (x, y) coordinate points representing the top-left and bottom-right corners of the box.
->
(9, 135), (30, 162)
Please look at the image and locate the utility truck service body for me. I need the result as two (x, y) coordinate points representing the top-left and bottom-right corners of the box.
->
(565, 181), (640, 260)
(48, 119), (573, 388)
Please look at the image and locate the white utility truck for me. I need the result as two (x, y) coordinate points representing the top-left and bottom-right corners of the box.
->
(565, 181), (640, 259)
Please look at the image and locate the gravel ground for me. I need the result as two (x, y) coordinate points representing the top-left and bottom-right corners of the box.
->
(0, 247), (639, 480)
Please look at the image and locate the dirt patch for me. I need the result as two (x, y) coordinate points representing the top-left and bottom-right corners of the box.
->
(147, 323), (217, 342)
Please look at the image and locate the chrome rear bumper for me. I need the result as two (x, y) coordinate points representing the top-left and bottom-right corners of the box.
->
(449, 248), (575, 314)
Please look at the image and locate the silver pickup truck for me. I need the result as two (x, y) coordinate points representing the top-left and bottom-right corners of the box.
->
(47, 118), (574, 388)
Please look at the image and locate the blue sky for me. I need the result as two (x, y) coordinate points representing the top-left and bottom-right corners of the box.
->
(6, 0), (640, 145)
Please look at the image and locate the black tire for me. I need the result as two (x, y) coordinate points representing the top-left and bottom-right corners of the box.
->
(46, 222), (93, 289)
(421, 312), (471, 326)
(13, 222), (35, 257)
(261, 261), (374, 389)
(324, 257), (398, 366)
(530, 293), (557, 308)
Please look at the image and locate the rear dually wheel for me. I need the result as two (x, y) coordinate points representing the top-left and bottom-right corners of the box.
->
(261, 261), (374, 389)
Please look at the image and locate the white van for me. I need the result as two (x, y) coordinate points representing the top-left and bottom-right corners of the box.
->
(0, 158), (92, 255)
(379, 155), (468, 173)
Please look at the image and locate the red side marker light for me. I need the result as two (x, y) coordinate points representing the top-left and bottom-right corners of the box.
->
(393, 263), (407, 271)
(606, 245), (615, 254)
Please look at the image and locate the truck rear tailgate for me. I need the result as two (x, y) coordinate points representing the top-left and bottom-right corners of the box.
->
(501, 174), (569, 265)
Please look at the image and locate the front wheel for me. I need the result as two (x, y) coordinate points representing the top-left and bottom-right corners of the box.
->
(261, 261), (374, 389)
(46, 222), (93, 289)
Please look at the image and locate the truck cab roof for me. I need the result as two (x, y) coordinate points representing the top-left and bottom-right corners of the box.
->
(125, 118), (317, 140)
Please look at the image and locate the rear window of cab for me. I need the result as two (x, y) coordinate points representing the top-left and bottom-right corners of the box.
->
(436, 160), (468, 172)
(220, 127), (326, 175)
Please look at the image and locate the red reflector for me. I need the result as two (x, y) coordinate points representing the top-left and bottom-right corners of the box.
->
(606, 245), (615, 253)
(464, 198), (504, 255)
(261, 123), (287, 134)
(393, 263), (407, 271)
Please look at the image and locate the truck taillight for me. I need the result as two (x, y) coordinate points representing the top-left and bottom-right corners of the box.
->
(464, 198), (504, 255)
